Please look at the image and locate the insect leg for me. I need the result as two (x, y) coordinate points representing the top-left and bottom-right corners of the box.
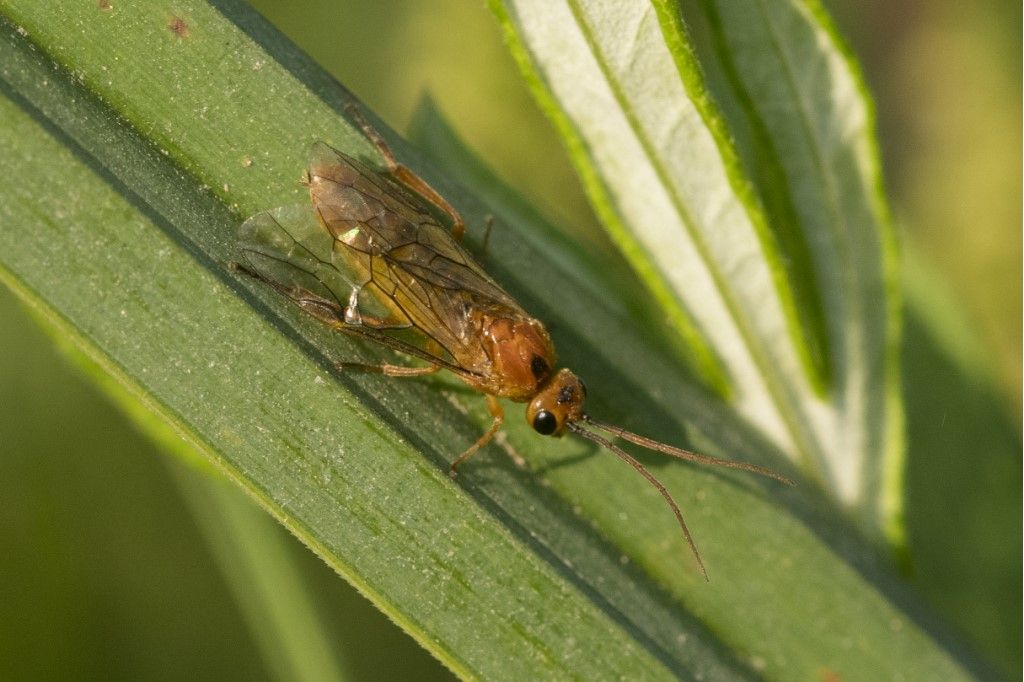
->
(232, 260), (353, 326)
(236, 272), (434, 376)
(449, 394), (504, 477)
(346, 104), (467, 242)
(233, 260), (484, 380)
(336, 361), (440, 377)
(343, 283), (412, 330)
(478, 215), (494, 264)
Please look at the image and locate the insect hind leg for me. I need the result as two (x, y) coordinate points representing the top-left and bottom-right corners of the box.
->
(337, 361), (440, 378)
(345, 103), (467, 243)
(343, 282), (412, 331)
(231, 259), (355, 330)
(230, 260), (319, 307)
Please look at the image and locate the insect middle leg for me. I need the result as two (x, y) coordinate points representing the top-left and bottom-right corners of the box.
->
(449, 394), (504, 477)
(346, 104), (467, 242)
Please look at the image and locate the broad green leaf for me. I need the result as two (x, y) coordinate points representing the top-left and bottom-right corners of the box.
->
(0, 2), (984, 680)
(0, 5), (737, 678)
(491, 0), (902, 544)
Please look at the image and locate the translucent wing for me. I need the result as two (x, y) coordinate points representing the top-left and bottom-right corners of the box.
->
(306, 143), (529, 366)
(237, 204), (484, 378)
(238, 204), (392, 324)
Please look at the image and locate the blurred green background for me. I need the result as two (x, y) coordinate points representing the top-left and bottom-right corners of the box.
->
(1, 0), (1019, 679)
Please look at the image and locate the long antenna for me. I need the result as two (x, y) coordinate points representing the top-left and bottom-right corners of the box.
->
(582, 416), (794, 486)
(568, 422), (709, 581)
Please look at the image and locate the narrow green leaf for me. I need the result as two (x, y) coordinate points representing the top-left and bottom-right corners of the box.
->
(0, 2), (986, 680)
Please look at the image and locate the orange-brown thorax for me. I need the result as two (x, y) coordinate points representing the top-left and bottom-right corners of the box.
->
(459, 315), (588, 436)
(472, 316), (556, 401)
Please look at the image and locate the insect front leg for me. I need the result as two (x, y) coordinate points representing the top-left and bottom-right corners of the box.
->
(346, 103), (468, 242)
(449, 394), (505, 477)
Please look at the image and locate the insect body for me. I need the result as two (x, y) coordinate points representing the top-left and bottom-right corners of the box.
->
(236, 108), (791, 579)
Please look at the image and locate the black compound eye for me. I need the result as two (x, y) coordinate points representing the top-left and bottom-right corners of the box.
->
(532, 410), (558, 435)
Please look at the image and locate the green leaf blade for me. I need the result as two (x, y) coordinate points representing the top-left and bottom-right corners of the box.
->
(0, 5), (747, 678)
(0, 84), (691, 680)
